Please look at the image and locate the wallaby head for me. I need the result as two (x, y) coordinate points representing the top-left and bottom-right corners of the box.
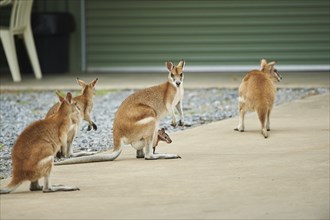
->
(76, 78), (98, 96)
(57, 92), (80, 118)
(166, 59), (185, 88)
(157, 128), (172, 144)
(260, 59), (282, 82)
(152, 128), (172, 154)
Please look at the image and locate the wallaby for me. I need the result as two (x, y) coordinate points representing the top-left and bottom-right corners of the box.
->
(234, 59), (282, 138)
(0, 92), (80, 194)
(53, 59), (185, 165)
(113, 59), (184, 160)
(153, 128), (172, 154)
(46, 78), (98, 158)
(55, 128), (173, 165)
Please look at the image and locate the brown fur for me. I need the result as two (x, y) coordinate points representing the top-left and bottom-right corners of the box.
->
(153, 128), (172, 154)
(235, 59), (282, 138)
(0, 93), (80, 194)
(46, 78), (98, 157)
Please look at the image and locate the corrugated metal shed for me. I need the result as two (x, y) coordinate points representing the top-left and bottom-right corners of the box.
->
(85, 0), (330, 72)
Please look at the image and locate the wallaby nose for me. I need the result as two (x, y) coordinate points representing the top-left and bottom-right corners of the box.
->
(176, 81), (181, 87)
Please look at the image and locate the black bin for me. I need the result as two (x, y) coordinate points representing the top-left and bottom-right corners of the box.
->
(19, 12), (75, 74)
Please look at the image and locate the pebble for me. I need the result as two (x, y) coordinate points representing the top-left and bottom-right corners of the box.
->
(0, 88), (329, 179)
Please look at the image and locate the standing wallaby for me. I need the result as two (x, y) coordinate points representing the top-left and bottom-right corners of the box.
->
(55, 128), (173, 165)
(234, 59), (282, 138)
(113, 60), (184, 160)
(46, 78), (98, 157)
(0, 92), (80, 194)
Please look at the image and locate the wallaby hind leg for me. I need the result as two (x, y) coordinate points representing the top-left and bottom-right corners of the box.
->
(39, 157), (79, 193)
(30, 180), (43, 191)
(235, 104), (245, 132)
(266, 110), (271, 131)
(257, 109), (268, 138)
(43, 174), (80, 193)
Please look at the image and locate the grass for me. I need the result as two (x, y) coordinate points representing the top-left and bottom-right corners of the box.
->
(95, 89), (120, 96)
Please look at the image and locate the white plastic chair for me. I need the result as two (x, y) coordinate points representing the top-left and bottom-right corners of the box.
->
(0, 0), (42, 82)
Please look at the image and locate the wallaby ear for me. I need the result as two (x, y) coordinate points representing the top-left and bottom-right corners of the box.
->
(260, 59), (268, 70)
(177, 59), (185, 69)
(268, 61), (276, 66)
(161, 128), (165, 132)
(76, 78), (87, 87)
(166, 61), (174, 72)
(65, 92), (73, 103)
(90, 78), (98, 87)
(56, 90), (65, 102)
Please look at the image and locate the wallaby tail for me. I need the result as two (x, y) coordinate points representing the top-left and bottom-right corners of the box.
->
(0, 177), (22, 194)
(55, 149), (122, 166)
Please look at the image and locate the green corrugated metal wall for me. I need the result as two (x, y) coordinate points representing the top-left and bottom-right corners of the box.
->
(86, 0), (329, 71)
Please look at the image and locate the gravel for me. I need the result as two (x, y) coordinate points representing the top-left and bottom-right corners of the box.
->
(0, 87), (329, 179)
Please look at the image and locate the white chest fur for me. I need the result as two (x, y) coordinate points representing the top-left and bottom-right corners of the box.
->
(166, 85), (184, 113)
(172, 86), (184, 106)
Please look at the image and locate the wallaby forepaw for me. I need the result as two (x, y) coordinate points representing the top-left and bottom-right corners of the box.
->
(87, 122), (97, 131)
(56, 151), (64, 159)
(92, 122), (97, 130)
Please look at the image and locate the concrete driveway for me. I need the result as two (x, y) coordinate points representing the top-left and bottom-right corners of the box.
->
(0, 89), (329, 219)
